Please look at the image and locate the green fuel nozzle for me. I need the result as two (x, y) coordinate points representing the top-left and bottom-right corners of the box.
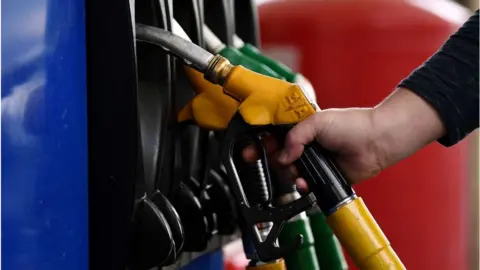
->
(307, 206), (349, 270)
(202, 25), (284, 80)
(274, 183), (319, 270)
(232, 34), (317, 102)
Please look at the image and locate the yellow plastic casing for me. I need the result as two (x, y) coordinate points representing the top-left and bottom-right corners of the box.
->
(180, 65), (317, 129)
(326, 197), (406, 270)
(223, 66), (317, 126)
(178, 67), (239, 130)
(246, 259), (286, 270)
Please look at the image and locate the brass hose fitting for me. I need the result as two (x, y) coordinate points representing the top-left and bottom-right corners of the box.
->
(205, 54), (235, 86)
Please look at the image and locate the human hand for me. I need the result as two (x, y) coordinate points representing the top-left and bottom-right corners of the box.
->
(243, 88), (447, 189)
(243, 108), (387, 188)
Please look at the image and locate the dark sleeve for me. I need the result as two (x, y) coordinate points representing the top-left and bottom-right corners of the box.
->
(398, 9), (479, 147)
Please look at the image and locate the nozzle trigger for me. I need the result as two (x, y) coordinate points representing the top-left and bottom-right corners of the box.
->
(221, 113), (317, 262)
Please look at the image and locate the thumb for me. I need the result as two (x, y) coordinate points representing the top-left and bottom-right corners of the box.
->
(278, 113), (325, 164)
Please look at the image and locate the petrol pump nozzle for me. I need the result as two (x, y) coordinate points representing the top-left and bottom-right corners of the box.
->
(202, 24), (319, 270)
(135, 23), (405, 270)
(232, 32), (348, 269)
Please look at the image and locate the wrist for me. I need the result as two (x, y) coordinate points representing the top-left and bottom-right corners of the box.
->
(371, 88), (446, 168)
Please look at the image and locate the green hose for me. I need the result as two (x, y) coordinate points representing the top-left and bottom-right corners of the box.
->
(308, 208), (348, 270)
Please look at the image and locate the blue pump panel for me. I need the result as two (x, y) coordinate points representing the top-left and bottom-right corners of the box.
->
(2, 0), (89, 269)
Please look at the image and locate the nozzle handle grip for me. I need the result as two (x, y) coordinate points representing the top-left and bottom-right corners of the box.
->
(294, 141), (355, 215)
(271, 126), (354, 214)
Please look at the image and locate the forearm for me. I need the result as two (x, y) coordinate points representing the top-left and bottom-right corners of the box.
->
(372, 10), (478, 168)
(372, 87), (446, 168)
(398, 10), (479, 146)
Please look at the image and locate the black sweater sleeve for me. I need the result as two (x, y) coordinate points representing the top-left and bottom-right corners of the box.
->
(398, 9), (479, 147)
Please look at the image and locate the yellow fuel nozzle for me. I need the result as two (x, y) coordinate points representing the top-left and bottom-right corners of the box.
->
(179, 57), (316, 129)
(179, 54), (316, 129)
(203, 55), (318, 126)
(179, 54), (404, 270)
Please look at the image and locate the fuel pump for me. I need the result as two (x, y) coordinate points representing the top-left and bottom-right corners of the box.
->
(135, 24), (406, 270)
(230, 34), (348, 270)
